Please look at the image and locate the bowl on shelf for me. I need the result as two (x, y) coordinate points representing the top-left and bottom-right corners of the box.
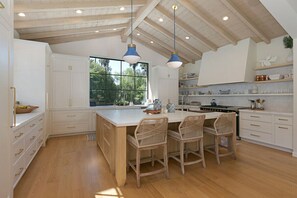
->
(268, 74), (283, 80)
(219, 89), (231, 94)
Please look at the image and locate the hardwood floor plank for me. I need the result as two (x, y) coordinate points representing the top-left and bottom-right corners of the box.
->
(14, 135), (297, 198)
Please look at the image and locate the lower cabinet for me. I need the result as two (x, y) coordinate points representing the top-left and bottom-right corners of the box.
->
(51, 110), (91, 135)
(240, 110), (293, 150)
(12, 113), (44, 188)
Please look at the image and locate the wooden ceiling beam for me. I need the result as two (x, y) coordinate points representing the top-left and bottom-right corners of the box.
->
(36, 31), (121, 45)
(219, 0), (270, 44)
(144, 18), (202, 58)
(155, 5), (218, 51)
(15, 13), (131, 29)
(121, 0), (161, 42)
(20, 23), (128, 40)
(134, 37), (188, 64)
(14, 0), (147, 13)
(178, 0), (237, 45)
(135, 28), (194, 63)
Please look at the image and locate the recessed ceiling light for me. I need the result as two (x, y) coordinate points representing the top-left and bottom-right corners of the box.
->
(150, 41), (154, 44)
(185, 36), (190, 40)
(222, 16), (229, 21)
(120, 7), (125, 11)
(158, 18), (164, 22)
(76, 9), (83, 14)
(95, 30), (99, 33)
(18, 12), (26, 17)
(113, 28), (117, 31)
(137, 33), (140, 36)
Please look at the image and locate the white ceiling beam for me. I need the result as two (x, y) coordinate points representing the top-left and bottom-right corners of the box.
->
(37, 31), (121, 45)
(144, 18), (202, 58)
(136, 28), (194, 63)
(15, 13), (131, 29)
(14, 0), (147, 13)
(155, 5), (217, 51)
(178, 0), (237, 45)
(220, 0), (270, 44)
(121, 0), (161, 42)
(20, 24), (128, 40)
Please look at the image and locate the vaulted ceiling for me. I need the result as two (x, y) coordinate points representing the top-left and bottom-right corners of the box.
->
(14, 0), (287, 63)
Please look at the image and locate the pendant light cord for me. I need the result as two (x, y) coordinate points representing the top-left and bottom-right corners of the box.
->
(131, 0), (133, 44)
(173, 6), (176, 51)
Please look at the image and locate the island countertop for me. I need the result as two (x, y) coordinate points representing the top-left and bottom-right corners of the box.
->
(96, 109), (222, 127)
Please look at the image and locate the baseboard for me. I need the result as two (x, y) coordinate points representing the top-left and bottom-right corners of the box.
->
(241, 138), (293, 153)
(48, 131), (95, 139)
(292, 151), (297, 158)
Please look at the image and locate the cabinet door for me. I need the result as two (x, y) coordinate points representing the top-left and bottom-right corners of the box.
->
(158, 78), (178, 105)
(52, 71), (70, 108)
(52, 55), (69, 72)
(0, 0), (12, 25)
(275, 125), (293, 149)
(71, 71), (88, 107)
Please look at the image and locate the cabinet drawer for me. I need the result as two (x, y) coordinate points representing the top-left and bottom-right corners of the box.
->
(12, 126), (26, 143)
(52, 111), (89, 123)
(36, 134), (44, 149)
(25, 129), (38, 149)
(36, 115), (44, 125)
(13, 156), (25, 188)
(241, 112), (272, 123)
(275, 125), (293, 149)
(103, 123), (112, 143)
(13, 139), (26, 164)
(25, 141), (38, 168)
(240, 120), (273, 134)
(52, 122), (89, 134)
(103, 139), (111, 164)
(240, 129), (273, 144)
(274, 116), (292, 126)
(27, 118), (39, 131)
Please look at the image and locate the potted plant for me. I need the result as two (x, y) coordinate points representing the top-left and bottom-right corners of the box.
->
(283, 35), (293, 62)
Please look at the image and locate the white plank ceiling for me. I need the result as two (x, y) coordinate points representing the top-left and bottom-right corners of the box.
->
(14, 0), (287, 63)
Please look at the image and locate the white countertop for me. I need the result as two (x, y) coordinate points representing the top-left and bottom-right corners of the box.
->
(96, 109), (221, 127)
(239, 109), (293, 116)
(50, 105), (143, 111)
(13, 111), (44, 131)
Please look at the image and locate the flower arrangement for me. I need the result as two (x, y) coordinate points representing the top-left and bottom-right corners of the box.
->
(283, 35), (293, 49)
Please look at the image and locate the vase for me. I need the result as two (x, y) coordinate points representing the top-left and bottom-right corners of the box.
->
(166, 100), (175, 113)
(153, 99), (162, 110)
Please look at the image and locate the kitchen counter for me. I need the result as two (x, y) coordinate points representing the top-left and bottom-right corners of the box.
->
(239, 109), (293, 116)
(50, 105), (144, 111)
(13, 111), (44, 130)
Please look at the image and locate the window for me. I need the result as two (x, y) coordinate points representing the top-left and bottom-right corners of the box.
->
(89, 57), (148, 106)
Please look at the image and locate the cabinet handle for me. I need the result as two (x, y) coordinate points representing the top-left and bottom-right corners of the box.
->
(67, 126), (76, 129)
(15, 149), (24, 156)
(38, 128), (43, 132)
(278, 126), (289, 130)
(67, 115), (76, 117)
(30, 136), (36, 141)
(15, 168), (24, 177)
(250, 124), (260, 127)
(68, 65), (72, 70)
(39, 118), (43, 121)
(15, 133), (24, 139)
(30, 150), (36, 156)
(30, 124), (36, 128)
(250, 116), (260, 118)
(10, 87), (16, 128)
(278, 118), (288, 121)
(250, 134), (260, 137)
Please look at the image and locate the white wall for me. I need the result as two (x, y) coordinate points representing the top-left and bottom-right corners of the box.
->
(50, 35), (168, 66)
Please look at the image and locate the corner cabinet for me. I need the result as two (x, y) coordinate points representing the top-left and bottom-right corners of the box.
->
(151, 66), (179, 105)
(51, 54), (89, 109)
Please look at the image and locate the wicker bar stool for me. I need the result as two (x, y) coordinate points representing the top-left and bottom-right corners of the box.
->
(127, 117), (169, 187)
(203, 112), (237, 165)
(168, 115), (206, 175)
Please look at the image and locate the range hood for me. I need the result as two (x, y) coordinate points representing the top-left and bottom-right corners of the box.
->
(198, 38), (256, 86)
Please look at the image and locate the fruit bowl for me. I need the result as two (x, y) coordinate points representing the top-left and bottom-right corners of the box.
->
(16, 105), (39, 114)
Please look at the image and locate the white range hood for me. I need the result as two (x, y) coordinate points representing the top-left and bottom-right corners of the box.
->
(198, 38), (256, 86)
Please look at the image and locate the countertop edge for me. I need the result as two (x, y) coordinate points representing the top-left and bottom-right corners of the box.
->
(13, 111), (44, 131)
(239, 109), (293, 116)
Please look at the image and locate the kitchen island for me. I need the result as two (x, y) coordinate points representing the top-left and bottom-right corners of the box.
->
(96, 109), (233, 186)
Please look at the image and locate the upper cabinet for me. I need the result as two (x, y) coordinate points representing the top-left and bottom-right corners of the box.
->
(51, 54), (89, 109)
(198, 38), (256, 86)
(0, 0), (13, 26)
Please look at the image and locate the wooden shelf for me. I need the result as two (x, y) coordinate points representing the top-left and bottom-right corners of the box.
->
(179, 93), (293, 97)
(179, 77), (198, 81)
(179, 86), (203, 89)
(254, 62), (293, 70)
(254, 78), (293, 84)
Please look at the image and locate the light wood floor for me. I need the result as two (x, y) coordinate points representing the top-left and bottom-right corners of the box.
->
(14, 135), (297, 198)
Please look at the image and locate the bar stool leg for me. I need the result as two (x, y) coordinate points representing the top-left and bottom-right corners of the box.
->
(136, 149), (141, 187)
(164, 144), (169, 178)
(214, 136), (220, 165)
(200, 139), (206, 168)
(180, 141), (185, 175)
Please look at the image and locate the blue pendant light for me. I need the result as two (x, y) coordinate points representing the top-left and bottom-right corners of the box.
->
(167, 4), (182, 68)
(123, 0), (140, 64)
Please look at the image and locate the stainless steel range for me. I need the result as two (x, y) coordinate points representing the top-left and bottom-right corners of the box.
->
(200, 105), (249, 139)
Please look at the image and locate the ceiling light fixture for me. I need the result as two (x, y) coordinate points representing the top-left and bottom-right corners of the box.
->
(76, 9), (82, 14)
(18, 12), (26, 17)
(123, 0), (140, 64)
(185, 36), (190, 40)
(137, 33), (140, 36)
(167, 5), (182, 69)
(150, 41), (154, 44)
(120, 7), (125, 11)
(159, 18), (164, 22)
(223, 16), (229, 21)
(95, 30), (99, 33)
(113, 28), (117, 31)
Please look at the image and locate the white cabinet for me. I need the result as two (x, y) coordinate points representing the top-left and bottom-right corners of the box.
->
(51, 54), (89, 109)
(51, 110), (91, 135)
(12, 114), (44, 188)
(151, 66), (179, 105)
(0, 0), (13, 25)
(240, 110), (293, 150)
